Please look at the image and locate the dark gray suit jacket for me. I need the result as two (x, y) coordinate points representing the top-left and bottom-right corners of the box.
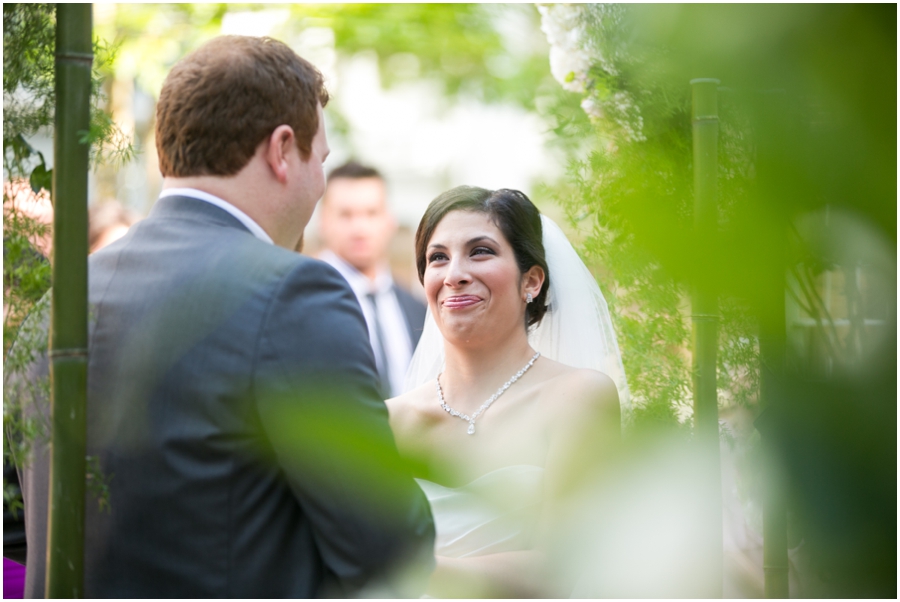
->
(18, 195), (434, 598)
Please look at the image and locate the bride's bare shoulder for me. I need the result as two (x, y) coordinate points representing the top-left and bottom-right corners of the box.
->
(538, 358), (620, 415)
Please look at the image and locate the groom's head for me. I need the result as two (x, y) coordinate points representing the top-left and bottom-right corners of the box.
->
(155, 36), (331, 249)
(156, 36), (329, 178)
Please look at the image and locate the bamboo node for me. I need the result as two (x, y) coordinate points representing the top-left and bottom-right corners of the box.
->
(49, 347), (88, 358)
(691, 313), (720, 321)
(55, 52), (94, 66)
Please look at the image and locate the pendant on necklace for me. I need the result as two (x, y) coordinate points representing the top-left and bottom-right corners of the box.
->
(467, 422), (476, 435)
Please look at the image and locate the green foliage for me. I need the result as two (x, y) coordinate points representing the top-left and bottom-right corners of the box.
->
(718, 299), (760, 409)
(86, 455), (113, 514)
(541, 151), (694, 432)
(93, 3), (228, 98)
(3, 2), (133, 347)
(97, 4), (553, 111)
(541, 3), (888, 433)
(4, 4), (135, 181)
(300, 4), (552, 109)
(2, 200), (52, 349)
(3, 4), (55, 150)
(3, 3), (128, 517)
(541, 5), (896, 596)
(3, 295), (51, 513)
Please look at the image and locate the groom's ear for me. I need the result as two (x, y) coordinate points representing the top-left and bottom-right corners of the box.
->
(264, 125), (297, 184)
(523, 265), (545, 298)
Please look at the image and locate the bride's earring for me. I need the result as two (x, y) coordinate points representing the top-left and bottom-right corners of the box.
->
(526, 292), (533, 304)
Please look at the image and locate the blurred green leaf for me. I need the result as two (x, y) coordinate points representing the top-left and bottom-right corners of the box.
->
(28, 157), (51, 195)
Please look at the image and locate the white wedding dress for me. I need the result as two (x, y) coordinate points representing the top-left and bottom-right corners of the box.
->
(416, 465), (544, 558)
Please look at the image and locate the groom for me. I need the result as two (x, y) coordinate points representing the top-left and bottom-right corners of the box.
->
(18, 36), (433, 597)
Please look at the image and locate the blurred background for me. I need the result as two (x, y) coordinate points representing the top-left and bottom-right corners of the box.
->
(19, 3), (570, 292)
(4, 3), (896, 598)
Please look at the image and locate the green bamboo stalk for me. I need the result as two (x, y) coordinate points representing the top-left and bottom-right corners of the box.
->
(760, 308), (789, 599)
(690, 78), (723, 598)
(756, 91), (790, 600)
(47, 3), (92, 598)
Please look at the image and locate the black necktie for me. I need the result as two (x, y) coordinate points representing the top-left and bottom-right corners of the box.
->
(366, 293), (392, 398)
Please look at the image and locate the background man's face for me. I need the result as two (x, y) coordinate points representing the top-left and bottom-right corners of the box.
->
(320, 177), (396, 274)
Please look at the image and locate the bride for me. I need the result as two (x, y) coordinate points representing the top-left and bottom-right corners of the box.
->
(387, 186), (629, 597)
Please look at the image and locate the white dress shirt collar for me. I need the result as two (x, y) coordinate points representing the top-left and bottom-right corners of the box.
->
(318, 249), (393, 296)
(159, 187), (273, 244)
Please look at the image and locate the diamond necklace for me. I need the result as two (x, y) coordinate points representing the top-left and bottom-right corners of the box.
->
(436, 352), (541, 435)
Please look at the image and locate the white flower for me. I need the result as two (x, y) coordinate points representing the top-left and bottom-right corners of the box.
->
(549, 45), (592, 93)
(580, 95), (603, 120)
(540, 4), (645, 141)
(539, 4), (593, 92)
(538, 4), (585, 48)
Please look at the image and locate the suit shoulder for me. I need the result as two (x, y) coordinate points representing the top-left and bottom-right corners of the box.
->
(237, 241), (342, 282)
(264, 253), (362, 328)
(276, 252), (352, 292)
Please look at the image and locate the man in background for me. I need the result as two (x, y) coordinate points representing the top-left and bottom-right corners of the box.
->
(318, 162), (426, 398)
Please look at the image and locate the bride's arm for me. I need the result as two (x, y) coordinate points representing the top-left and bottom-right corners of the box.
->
(536, 369), (621, 592)
(543, 369), (621, 499)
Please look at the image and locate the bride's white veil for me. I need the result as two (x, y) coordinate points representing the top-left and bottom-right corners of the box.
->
(404, 214), (630, 416)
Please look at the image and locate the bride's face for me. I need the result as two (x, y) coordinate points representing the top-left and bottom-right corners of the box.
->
(423, 210), (540, 346)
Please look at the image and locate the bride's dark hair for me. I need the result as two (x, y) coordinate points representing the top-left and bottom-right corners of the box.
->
(415, 185), (550, 328)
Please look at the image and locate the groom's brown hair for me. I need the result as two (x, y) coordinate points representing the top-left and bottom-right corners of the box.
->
(156, 36), (329, 178)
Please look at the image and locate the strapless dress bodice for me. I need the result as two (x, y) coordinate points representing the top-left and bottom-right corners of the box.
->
(416, 464), (544, 558)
